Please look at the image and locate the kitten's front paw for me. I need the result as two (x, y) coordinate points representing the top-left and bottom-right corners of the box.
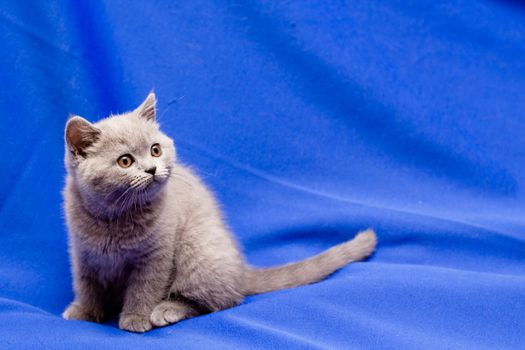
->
(150, 301), (187, 327)
(119, 313), (153, 333)
(62, 303), (104, 323)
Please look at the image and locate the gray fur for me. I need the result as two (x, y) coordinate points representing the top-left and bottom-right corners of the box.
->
(62, 92), (377, 332)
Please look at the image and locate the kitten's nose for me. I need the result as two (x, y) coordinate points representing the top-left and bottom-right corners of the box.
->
(145, 166), (157, 175)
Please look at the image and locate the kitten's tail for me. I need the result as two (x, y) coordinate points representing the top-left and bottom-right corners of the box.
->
(243, 229), (377, 296)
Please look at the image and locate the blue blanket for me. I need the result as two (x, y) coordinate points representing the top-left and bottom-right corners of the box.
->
(1, 1), (524, 348)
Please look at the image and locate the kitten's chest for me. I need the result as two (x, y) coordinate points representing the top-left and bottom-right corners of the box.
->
(76, 217), (158, 279)
(82, 219), (152, 254)
(84, 246), (132, 286)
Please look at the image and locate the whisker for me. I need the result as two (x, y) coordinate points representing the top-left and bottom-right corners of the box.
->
(112, 186), (133, 207)
(130, 176), (147, 187)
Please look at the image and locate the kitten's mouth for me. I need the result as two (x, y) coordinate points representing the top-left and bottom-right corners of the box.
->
(128, 172), (169, 196)
(131, 176), (159, 191)
(142, 175), (166, 191)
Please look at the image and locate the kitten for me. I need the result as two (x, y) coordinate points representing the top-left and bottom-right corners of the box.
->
(62, 92), (377, 333)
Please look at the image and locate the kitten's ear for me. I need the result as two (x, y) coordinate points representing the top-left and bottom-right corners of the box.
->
(65, 116), (101, 157)
(135, 92), (157, 122)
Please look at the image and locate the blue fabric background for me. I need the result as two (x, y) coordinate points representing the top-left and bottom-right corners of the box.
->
(1, 1), (524, 349)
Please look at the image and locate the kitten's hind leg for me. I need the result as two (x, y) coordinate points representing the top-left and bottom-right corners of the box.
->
(150, 299), (202, 327)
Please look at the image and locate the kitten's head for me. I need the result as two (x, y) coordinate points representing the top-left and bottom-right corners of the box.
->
(65, 93), (175, 216)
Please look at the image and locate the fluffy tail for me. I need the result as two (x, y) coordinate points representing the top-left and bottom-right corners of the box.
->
(243, 229), (377, 295)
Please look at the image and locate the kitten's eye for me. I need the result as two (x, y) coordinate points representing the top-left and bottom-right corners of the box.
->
(151, 143), (162, 157)
(117, 154), (134, 168)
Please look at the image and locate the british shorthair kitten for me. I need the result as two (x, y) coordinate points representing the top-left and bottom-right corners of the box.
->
(62, 93), (377, 332)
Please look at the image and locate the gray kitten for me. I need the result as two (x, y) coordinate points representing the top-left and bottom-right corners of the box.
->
(62, 93), (377, 333)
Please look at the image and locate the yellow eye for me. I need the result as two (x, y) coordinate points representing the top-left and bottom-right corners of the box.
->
(117, 154), (134, 168)
(151, 143), (162, 157)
